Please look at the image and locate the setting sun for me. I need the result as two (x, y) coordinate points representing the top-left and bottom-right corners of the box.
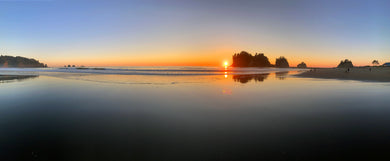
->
(224, 61), (228, 67)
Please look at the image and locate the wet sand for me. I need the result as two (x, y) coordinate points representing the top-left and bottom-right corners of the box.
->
(296, 67), (390, 82)
(2, 71), (390, 160)
(0, 75), (39, 82)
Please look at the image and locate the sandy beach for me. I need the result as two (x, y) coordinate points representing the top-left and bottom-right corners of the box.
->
(296, 67), (390, 82)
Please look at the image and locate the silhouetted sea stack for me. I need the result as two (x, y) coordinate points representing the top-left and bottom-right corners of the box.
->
(0, 55), (46, 68)
(337, 59), (353, 68)
(297, 62), (307, 68)
(231, 51), (291, 68)
(231, 51), (272, 67)
(275, 56), (289, 68)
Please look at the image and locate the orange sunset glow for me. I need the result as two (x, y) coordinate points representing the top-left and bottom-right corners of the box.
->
(33, 46), (388, 67)
(2, 1), (390, 161)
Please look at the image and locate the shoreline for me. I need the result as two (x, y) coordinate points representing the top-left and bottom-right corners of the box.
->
(296, 67), (390, 82)
(0, 67), (301, 76)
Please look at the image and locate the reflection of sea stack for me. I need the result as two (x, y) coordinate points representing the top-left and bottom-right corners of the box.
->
(0, 75), (39, 83)
(275, 71), (289, 80)
(233, 74), (269, 84)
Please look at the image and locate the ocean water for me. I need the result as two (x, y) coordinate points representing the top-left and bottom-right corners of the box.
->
(0, 66), (299, 76)
(1, 67), (390, 161)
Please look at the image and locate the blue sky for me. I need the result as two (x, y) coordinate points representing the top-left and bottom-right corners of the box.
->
(1, 0), (389, 66)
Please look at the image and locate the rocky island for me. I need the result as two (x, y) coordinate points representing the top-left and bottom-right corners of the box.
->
(231, 51), (290, 68)
(0, 55), (47, 68)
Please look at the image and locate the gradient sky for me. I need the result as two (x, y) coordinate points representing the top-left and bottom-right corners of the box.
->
(1, 0), (389, 67)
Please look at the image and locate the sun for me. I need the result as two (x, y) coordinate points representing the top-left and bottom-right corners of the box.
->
(224, 61), (228, 67)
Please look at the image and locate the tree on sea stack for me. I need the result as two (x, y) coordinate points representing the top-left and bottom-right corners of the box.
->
(372, 60), (379, 66)
(297, 62), (307, 68)
(232, 51), (253, 67)
(232, 51), (272, 67)
(337, 59), (354, 68)
(275, 57), (289, 68)
(251, 53), (272, 67)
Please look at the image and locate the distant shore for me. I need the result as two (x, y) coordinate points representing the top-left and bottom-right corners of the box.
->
(296, 67), (390, 82)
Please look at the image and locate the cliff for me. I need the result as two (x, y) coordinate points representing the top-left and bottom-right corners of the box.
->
(0, 55), (47, 68)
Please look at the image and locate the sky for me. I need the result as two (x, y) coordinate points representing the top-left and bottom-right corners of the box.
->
(1, 0), (389, 67)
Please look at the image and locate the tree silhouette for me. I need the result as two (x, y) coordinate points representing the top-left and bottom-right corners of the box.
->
(232, 51), (272, 67)
(232, 51), (253, 67)
(372, 60), (379, 66)
(251, 53), (272, 67)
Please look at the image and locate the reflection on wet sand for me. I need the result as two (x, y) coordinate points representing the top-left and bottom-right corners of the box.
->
(275, 71), (289, 80)
(232, 74), (270, 84)
(0, 75), (38, 83)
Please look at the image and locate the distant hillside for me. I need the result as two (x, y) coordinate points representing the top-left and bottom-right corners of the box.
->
(0, 55), (47, 68)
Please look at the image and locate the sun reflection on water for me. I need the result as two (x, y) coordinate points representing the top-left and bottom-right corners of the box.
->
(222, 89), (232, 95)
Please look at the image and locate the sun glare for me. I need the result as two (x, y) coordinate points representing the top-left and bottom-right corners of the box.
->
(224, 61), (228, 75)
